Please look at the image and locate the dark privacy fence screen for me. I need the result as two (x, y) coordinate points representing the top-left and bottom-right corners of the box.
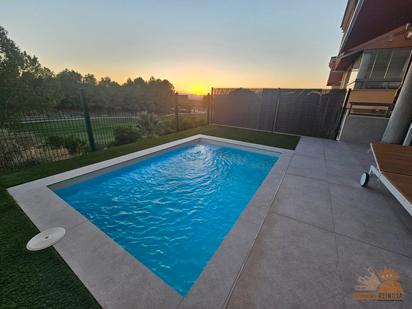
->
(211, 88), (347, 138)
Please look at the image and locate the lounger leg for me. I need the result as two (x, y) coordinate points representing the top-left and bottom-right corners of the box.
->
(360, 172), (370, 187)
(360, 165), (376, 187)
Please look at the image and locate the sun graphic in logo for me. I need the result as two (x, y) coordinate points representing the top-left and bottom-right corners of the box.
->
(355, 268), (381, 291)
(377, 268), (403, 294)
(353, 267), (404, 301)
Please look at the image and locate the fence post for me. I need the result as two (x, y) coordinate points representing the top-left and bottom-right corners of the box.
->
(211, 88), (214, 123)
(80, 88), (96, 152)
(175, 92), (180, 131)
(334, 88), (351, 140)
(207, 93), (211, 124)
(271, 88), (281, 132)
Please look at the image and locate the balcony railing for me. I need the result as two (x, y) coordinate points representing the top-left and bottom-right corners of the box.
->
(348, 102), (393, 118)
(353, 79), (401, 90)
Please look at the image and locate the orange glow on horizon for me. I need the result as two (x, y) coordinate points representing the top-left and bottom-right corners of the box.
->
(191, 85), (209, 96)
(48, 62), (330, 96)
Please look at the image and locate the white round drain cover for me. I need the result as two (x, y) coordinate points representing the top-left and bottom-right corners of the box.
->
(26, 227), (66, 251)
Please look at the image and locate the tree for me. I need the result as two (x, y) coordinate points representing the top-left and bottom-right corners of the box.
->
(82, 73), (99, 109)
(0, 25), (61, 125)
(55, 69), (83, 109)
(96, 77), (121, 111)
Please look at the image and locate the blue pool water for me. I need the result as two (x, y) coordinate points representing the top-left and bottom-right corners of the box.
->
(56, 143), (278, 295)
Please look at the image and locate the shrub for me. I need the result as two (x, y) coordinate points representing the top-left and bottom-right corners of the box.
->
(63, 136), (87, 154)
(0, 128), (35, 169)
(46, 135), (66, 148)
(21, 146), (70, 164)
(179, 117), (196, 130)
(160, 115), (207, 134)
(194, 116), (207, 127)
(113, 125), (140, 145)
(160, 117), (176, 135)
(45, 135), (87, 154)
(0, 129), (23, 168)
(135, 111), (163, 138)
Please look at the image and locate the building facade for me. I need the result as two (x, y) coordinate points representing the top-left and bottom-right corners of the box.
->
(327, 0), (412, 143)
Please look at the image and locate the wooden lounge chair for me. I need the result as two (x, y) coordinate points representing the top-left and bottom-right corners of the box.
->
(360, 143), (412, 216)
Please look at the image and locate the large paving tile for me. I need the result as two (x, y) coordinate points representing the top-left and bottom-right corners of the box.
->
(344, 142), (370, 154)
(273, 174), (334, 231)
(295, 138), (325, 158)
(226, 214), (344, 309)
(300, 136), (327, 143)
(324, 141), (371, 169)
(289, 154), (326, 170)
(324, 148), (361, 165)
(330, 184), (412, 257)
(380, 187), (412, 235)
(293, 137), (367, 187)
(337, 235), (412, 308)
(287, 154), (328, 181)
(352, 150), (375, 170)
(326, 159), (365, 188)
(287, 165), (328, 181)
(323, 140), (368, 153)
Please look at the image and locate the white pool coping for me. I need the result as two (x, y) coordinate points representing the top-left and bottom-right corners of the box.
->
(8, 134), (293, 309)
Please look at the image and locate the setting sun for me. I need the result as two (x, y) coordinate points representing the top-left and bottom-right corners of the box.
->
(192, 86), (209, 96)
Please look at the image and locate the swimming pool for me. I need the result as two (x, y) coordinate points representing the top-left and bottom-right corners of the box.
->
(55, 142), (278, 295)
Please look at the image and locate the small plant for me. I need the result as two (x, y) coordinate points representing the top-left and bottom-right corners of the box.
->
(113, 125), (140, 145)
(46, 135), (66, 148)
(194, 116), (207, 127)
(45, 135), (87, 154)
(180, 117), (196, 130)
(63, 136), (87, 154)
(21, 146), (70, 165)
(0, 128), (35, 169)
(0, 129), (23, 168)
(160, 117), (176, 135)
(135, 111), (163, 138)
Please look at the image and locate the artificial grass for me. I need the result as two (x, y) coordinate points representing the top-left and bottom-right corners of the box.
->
(0, 125), (299, 188)
(0, 189), (101, 308)
(0, 125), (299, 308)
(18, 113), (207, 145)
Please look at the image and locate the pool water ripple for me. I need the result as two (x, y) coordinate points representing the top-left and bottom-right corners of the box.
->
(56, 143), (277, 295)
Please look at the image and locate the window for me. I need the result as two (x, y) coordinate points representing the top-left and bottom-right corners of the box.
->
(371, 49), (391, 79)
(386, 48), (411, 79)
(355, 48), (411, 89)
(357, 51), (375, 80)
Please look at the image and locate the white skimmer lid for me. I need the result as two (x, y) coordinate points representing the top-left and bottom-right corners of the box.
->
(26, 227), (66, 251)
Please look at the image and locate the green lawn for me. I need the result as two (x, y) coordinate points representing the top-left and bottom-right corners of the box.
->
(18, 113), (207, 146)
(0, 125), (299, 308)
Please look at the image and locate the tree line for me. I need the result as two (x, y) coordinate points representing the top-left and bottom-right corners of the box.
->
(57, 70), (175, 113)
(0, 25), (175, 125)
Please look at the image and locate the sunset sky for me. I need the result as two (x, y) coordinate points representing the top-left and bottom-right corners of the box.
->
(1, 0), (347, 95)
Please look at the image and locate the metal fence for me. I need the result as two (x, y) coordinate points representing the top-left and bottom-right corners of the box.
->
(211, 88), (347, 138)
(0, 108), (207, 171)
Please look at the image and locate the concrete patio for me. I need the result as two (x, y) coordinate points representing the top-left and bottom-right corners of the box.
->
(226, 136), (412, 308)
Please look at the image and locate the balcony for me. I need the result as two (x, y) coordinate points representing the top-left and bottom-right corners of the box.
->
(346, 88), (397, 116)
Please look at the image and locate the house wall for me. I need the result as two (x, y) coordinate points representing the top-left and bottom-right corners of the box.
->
(339, 114), (389, 143)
